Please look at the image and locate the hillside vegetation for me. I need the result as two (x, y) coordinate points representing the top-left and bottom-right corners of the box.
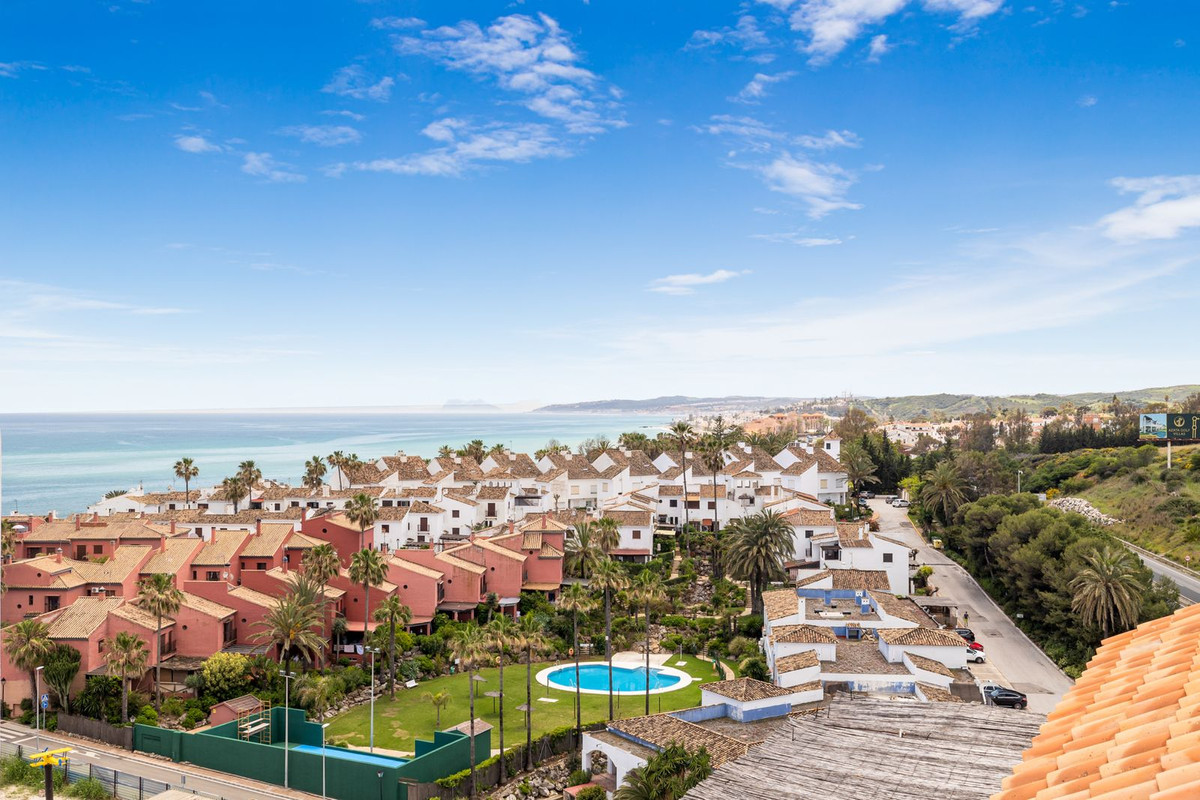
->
(858, 384), (1200, 421)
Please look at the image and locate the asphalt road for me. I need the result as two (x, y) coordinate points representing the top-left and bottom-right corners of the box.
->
(0, 720), (317, 800)
(1118, 538), (1200, 604)
(870, 500), (1075, 715)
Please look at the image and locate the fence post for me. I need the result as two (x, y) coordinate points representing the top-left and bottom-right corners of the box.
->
(139, 774), (144, 800)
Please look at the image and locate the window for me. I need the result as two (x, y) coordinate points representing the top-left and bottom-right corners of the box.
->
(93, 544), (103, 554)
(669, 499), (678, 508)
(825, 547), (840, 561)
(382, 524), (390, 533)
(45, 596), (60, 612)
(206, 571), (220, 581)
(708, 501), (716, 510)
(632, 530), (642, 540)
(452, 527), (460, 535)
(820, 479), (828, 489)
(805, 530), (814, 539)
(257, 562), (267, 570)
(486, 503), (496, 517)
(883, 553), (893, 563)
(571, 486), (580, 496)
(452, 509), (460, 519)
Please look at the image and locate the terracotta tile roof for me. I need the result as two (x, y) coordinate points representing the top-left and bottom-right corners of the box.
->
(432, 456), (485, 481)
(180, 591), (235, 619)
(906, 653), (954, 678)
(74, 545), (153, 584)
(338, 567), (397, 594)
(142, 538), (202, 575)
(441, 490), (477, 507)
(43, 597), (125, 639)
(228, 585), (276, 608)
(877, 627), (965, 647)
(812, 524), (873, 548)
(238, 523), (295, 558)
(407, 501), (445, 515)
(609, 713), (753, 768)
(345, 462), (389, 485)
(113, 601), (169, 630)
(659, 465), (684, 480)
(814, 450), (845, 474)
(379, 454), (432, 482)
(701, 678), (797, 702)
(284, 531), (322, 549)
(539, 541), (563, 558)
(916, 682), (962, 703)
(874, 533), (912, 549)
(869, 592), (937, 628)
(4, 557), (88, 589)
(22, 519), (166, 543)
(125, 490), (201, 506)
(657, 484), (683, 497)
(762, 589), (800, 621)
(795, 569), (891, 591)
(266, 567), (344, 599)
(770, 624), (837, 644)
(517, 514), (573, 532)
(781, 508), (836, 527)
(400, 487), (437, 498)
(602, 509), (653, 527)
(781, 452), (818, 476)
(831, 639), (911, 675)
(476, 485), (510, 501)
(390, 555), (445, 581)
(374, 506), (410, 521)
(192, 530), (249, 567)
(993, 602), (1200, 800)
(489, 452), (542, 479)
(775, 651), (820, 673)
(436, 551), (486, 575)
(545, 452), (602, 480)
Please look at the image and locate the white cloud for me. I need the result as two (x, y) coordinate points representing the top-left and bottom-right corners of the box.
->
(649, 269), (749, 296)
(241, 152), (306, 183)
(867, 34), (892, 61)
(174, 134), (222, 154)
(732, 71), (796, 103)
(688, 15), (772, 51)
(0, 61), (47, 78)
(1077, 94), (1097, 107)
(322, 65), (394, 102)
(751, 232), (843, 245)
(321, 109), (366, 121)
(332, 119), (566, 178)
(0, 280), (187, 317)
(279, 124), (362, 147)
(759, 152), (862, 217)
(396, 13), (624, 134)
(795, 129), (862, 150)
(370, 16), (425, 29)
(1099, 175), (1200, 242)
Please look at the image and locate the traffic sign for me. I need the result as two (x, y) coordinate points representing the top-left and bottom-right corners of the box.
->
(40, 694), (48, 710)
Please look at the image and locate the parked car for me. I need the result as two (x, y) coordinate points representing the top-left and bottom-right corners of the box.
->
(857, 491), (875, 499)
(966, 646), (986, 664)
(891, 498), (911, 508)
(985, 687), (1028, 709)
(955, 627), (975, 643)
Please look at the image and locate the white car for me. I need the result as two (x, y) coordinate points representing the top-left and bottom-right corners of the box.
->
(891, 498), (911, 507)
(967, 647), (986, 664)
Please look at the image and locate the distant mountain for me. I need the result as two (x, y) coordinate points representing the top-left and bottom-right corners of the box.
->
(534, 396), (807, 414)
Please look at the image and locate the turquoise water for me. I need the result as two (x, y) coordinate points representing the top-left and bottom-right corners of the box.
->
(0, 412), (671, 515)
(290, 743), (408, 767)
(546, 664), (683, 692)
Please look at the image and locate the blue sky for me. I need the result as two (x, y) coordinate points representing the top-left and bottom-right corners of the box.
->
(1, 1), (1198, 412)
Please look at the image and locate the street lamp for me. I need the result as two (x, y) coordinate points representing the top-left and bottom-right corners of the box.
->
(1018, 469), (1024, 494)
(35, 665), (44, 750)
(377, 770), (384, 800)
(367, 646), (380, 753)
(321, 722), (330, 799)
(282, 670), (296, 788)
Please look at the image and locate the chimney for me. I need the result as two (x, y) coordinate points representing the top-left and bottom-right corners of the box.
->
(170, 520), (177, 536)
(301, 507), (308, 522)
(75, 515), (81, 531)
(54, 547), (62, 564)
(282, 555), (289, 573)
(161, 536), (168, 553)
(92, 512), (100, 522)
(256, 518), (262, 536)
(509, 520), (515, 536)
(541, 512), (547, 529)
(48, 510), (56, 522)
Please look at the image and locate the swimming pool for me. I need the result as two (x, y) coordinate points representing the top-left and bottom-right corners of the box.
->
(291, 743), (408, 768)
(537, 662), (692, 695)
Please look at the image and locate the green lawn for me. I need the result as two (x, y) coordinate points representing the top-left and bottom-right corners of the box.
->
(323, 655), (726, 753)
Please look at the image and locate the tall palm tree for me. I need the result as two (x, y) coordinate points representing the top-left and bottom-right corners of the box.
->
(344, 493), (379, 550)
(1071, 545), (1144, 638)
(458, 440), (486, 462)
(303, 542), (341, 659)
(6, 619), (52, 703)
(594, 517), (621, 557)
(437, 445), (455, 459)
(566, 522), (603, 579)
(237, 460), (263, 495)
(375, 596), (411, 698)
(348, 548), (388, 653)
(921, 461), (969, 524)
(669, 422), (696, 528)
(106, 631), (148, 722)
(173, 457), (199, 509)
(328, 451), (348, 490)
(137, 573), (183, 711)
(723, 511), (791, 618)
(254, 592), (325, 666)
(221, 475), (247, 513)
(591, 558), (630, 721)
(558, 583), (595, 740)
(303, 456), (327, 492)
(449, 625), (489, 800)
(515, 612), (550, 771)
(841, 442), (880, 498)
(298, 673), (344, 721)
(485, 615), (518, 781)
(630, 570), (666, 715)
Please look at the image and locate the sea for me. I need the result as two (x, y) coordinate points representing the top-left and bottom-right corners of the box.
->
(0, 412), (672, 516)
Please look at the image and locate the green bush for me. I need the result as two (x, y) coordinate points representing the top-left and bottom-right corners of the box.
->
(659, 614), (690, 629)
(576, 786), (607, 800)
(66, 777), (112, 800)
(161, 698), (185, 717)
(568, 769), (591, 787)
(1, 753), (36, 785)
(135, 707), (159, 727)
(181, 708), (206, 730)
(736, 614), (763, 639)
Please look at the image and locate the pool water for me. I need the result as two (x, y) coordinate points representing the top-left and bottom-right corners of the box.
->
(291, 743), (408, 768)
(546, 663), (683, 693)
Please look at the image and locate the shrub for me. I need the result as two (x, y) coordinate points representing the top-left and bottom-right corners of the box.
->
(568, 769), (591, 787)
(66, 777), (112, 800)
(161, 698), (185, 717)
(181, 708), (206, 730)
(340, 666), (369, 692)
(576, 786), (607, 800)
(200, 653), (251, 702)
(135, 707), (159, 727)
(725, 636), (756, 660)
(736, 614), (763, 639)
(1, 753), (36, 785)
(659, 614), (690, 630)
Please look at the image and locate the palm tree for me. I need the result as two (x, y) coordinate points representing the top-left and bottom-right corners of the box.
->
(328, 451), (348, 489)
(173, 457), (199, 509)
(614, 744), (713, 800)
(921, 461), (969, 524)
(630, 570), (666, 715)
(457, 440), (486, 462)
(723, 511), (791, 618)
(137, 573), (183, 711)
(841, 442), (880, 498)
(566, 522), (603, 579)
(298, 673), (344, 721)
(591, 558), (630, 721)
(1071, 545), (1144, 638)
(254, 592), (325, 666)
(594, 517), (621, 557)
(558, 583), (595, 739)
(348, 548), (388, 653)
(436, 445), (455, 459)
(303, 456), (327, 492)
(344, 493), (379, 549)
(304, 542), (341, 627)
(449, 625), (489, 800)
(106, 631), (149, 722)
(221, 475), (247, 513)
(6, 619), (52, 703)
(237, 460), (262, 494)
(669, 421), (696, 528)
(515, 612), (550, 771)
(485, 615), (518, 781)
(422, 689), (451, 729)
(375, 596), (412, 698)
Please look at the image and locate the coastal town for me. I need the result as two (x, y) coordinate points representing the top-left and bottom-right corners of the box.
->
(1, 395), (1198, 799)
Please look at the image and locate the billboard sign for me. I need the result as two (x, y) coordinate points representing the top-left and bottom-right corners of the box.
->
(1139, 413), (1200, 441)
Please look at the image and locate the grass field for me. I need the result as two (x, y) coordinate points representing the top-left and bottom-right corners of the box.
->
(323, 655), (725, 753)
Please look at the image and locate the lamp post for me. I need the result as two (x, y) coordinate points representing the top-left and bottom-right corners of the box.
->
(321, 722), (330, 799)
(368, 647), (379, 753)
(377, 770), (384, 800)
(282, 670), (296, 788)
(1017, 469), (1024, 494)
(35, 665), (44, 750)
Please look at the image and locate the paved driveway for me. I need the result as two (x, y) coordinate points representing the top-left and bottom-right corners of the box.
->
(869, 500), (1074, 715)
